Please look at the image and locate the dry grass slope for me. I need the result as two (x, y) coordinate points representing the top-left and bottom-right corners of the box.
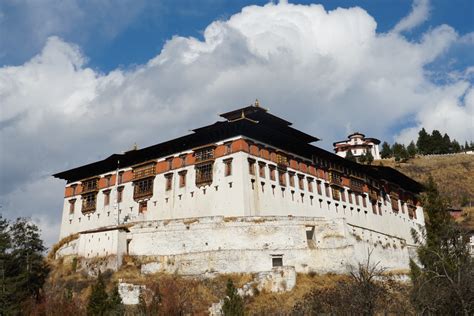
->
(375, 154), (474, 230)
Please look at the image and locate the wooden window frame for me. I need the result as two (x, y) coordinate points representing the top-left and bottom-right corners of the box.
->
(178, 170), (187, 187)
(195, 162), (213, 186)
(134, 177), (154, 200)
(258, 161), (266, 178)
(248, 158), (256, 176)
(288, 172), (295, 187)
(117, 186), (124, 203)
(224, 158), (233, 177)
(69, 199), (76, 214)
(103, 189), (111, 206)
(165, 173), (173, 191)
(269, 165), (276, 181)
(139, 201), (148, 213)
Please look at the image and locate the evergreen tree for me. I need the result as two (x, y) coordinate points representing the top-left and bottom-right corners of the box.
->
(380, 142), (392, 159)
(407, 141), (417, 158)
(410, 178), (474, 315)
(416, 128), (430, 155)
(87, 272), (109, 316)
(430, 130), (443, 154)
(392, 143), (403, 162)
(222, 279), (244, 316)
(345, 150), (357, 162)
(108, 283), (124, 315)
(358, 151), (367, 164)
(442, 133), (451, 154)
(0, 216), (11, 315)
(451, 139), (461, 153)
(365, 151), (374, 165)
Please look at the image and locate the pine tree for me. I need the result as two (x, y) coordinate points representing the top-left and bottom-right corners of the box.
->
(87, 272), (109, 316)
(0, 216), (11, 315)
(222, 279), (244, 316)
(464, 141), (469, 151)
(431, 130), (443, 154)
(380, 142), (392, 159)
(407, 141), (417, 158)
(345, 150), (357, 162)
(358, 152), (367, 164)
(410, 178), (474, 315)
(451, 139), (461, 153)
(108, 283), (124, 315)
(365, 151), (374, 165)
(442, 133), (451, 154)
(392, 143), (403, 162)
(416, 128), (430, 155)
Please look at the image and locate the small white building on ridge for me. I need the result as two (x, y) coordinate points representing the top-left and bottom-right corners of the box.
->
(333, 132), (381, 160)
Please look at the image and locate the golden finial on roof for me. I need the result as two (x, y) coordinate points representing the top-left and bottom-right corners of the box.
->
(254, 99), (260, 107)
(241, 110), (245, 118)
(132, 143), (138, 150)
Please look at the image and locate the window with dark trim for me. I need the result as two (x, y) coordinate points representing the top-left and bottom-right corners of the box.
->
(139, 201), (148, 213)
(258, 162), (266, 178)
(118, 171), (124, 184)
(179, 154), (187, 167)
(225, 142), (232, 154)
(134, 178), (153, 200)
(69, 199), (76, 214)
(316, 181), (322, 195)
(103, 190), (110, 206)
(362, 194), (367, 208)
(166, 158), (173, 170)
(81, 192), (97, 213)
(179, 170), (187, 187)
(165, 173), (173, 191)
(105, 175), (112, 187)
(195, 147), (214, 162)
(391, 197), (399, 212)
(332, 188), (340, 201)
(307, 178), (313, 192)
(340, 189), (346, 202)
(117, 186), (124, 203)
(82, 178), (98, 193)
(269, 165), (276, 181)
(248, 158), (256, 175)
(278, 170), (286, 186)
(348, 191), (353, 204)
(224, 158), (233, 176)
(71, 184), (77, 195)
(289, 172), (295, 187)
(298, 175), (305, 190)
(196, 162), (213, 186)
(325, 184), (330, 197)
(272, 255), (283, 267)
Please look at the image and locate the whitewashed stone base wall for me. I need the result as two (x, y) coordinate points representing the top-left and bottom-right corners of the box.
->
(56, 216), (419, 275)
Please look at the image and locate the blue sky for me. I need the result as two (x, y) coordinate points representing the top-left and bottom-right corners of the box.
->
(1, 0), (472, 72)
(0, 0), (473, 246)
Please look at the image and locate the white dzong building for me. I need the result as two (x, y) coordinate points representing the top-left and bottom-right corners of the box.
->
(333, 132), (381, 160)
(53, 103), (424, 275)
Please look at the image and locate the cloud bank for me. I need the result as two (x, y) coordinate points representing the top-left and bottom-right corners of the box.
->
(0, 1), (472, 246)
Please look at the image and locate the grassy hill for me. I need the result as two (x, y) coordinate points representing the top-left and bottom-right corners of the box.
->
(374, 153), (474, 230)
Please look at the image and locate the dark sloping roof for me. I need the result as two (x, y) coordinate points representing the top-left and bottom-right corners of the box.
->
(367, 165), (424, 193)
(53, 105), (423, 193)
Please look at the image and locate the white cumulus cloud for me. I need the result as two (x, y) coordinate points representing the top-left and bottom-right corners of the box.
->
(392, 0), (431, 33)
(0, 1), (472, 247)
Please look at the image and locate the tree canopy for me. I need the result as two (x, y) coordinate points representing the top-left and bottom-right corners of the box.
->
(0, 216), (50, 315)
